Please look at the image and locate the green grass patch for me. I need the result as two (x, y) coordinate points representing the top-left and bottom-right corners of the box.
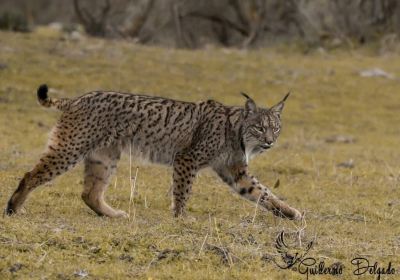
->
(0, 31), (399, 279)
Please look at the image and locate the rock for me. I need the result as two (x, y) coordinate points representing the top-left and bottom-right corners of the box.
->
(119, 254), (133, 262)
(359, 68), (394, 79)
(70, 31), (84, 42)
(261, 253), (274, 262)
(337, 159), (354, 169)
(206, 244), (237, 265)
(9, 263), (23, 273)
(48, 22), (63, 32)
(325, 135), (356, 144)
(74, 270), (88, 278)
(89, 246), (100, 254)
(72, 236), (85, 244)
(156, 249), (179, 261)
(388, 200), (400, 207)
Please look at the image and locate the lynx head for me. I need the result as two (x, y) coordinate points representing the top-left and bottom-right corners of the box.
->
(241, 92), (289, 159)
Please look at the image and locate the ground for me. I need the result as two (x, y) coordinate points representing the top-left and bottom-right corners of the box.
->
(0, 30), (399, 280)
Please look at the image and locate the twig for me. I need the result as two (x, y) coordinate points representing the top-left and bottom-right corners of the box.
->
(251, 193), (262, 224)
(73, 0), (111, 36)
(229, 0), (249, 29)
(172, 3), (184, 47)
(214, 217), (233, 267)
(198, 233), (209, 257)
(296, 214), (307, 247)
(156, 234), (180, 247)
(122, 0), (155, 38)
(128, 143), (139, 221)
(187, 12), (249, 36)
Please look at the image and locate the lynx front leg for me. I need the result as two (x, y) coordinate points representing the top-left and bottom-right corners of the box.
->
(214, 165), (302, 220)
(237, 172), (302, 220)
(171, 155), (198, 217)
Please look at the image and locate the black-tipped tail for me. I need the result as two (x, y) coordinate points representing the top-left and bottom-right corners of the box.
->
(36, 84), (70, 111)
(37, 84), (48, 101)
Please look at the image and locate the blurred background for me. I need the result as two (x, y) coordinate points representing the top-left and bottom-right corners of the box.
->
(1, 2), (399, 279)
(1, 0), (400, 50)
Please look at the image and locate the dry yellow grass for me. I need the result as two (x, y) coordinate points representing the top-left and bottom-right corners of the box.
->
(0, 30), (399, 279)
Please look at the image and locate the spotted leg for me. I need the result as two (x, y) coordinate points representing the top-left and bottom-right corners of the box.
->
(6, 150), (83, 215)
(171, 154), (198, 217)
(213, 164), (302, 220)
(81, 145), (127, 218)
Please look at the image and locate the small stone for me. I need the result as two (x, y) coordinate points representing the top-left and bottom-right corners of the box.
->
(337, 159), (355, 169)
(9, 263), (23, 273)
(89, 246), (100, 254)
(119, 254), (133, 262)
(73, 269), (88, 278)
(261, 253), (274, 262)
(325, 135), (355, 144)
(359, 68), (394, 79)
(73, 236), (85, 244)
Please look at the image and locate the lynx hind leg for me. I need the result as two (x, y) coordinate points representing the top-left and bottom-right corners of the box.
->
(82, 146), (126, 218)
(6, 150), (82, 215)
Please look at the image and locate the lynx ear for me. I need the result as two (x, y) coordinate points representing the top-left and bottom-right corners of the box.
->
(270, 92), (290, 118)
(241, 92), (257, 114)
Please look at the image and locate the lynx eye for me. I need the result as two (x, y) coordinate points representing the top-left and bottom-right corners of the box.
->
(273, 127), (280, 134)
(253, 126), (265, 134)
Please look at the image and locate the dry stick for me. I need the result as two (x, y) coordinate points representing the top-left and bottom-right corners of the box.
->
(36, 239), (50, 266)
(363, 212), (368, 235)
(172, 3), (186, 48)
(128, 142), (133, 218)
(251, 193), (262, 224)
(214, 217), (233, 267)
(208, 213), (213, 238)
(197, 232), (209, 258)
(298, 216), (306, 247)
(312, 154), (320, 178)
(36, 249), (48, 266)
(156, 234), (180, 247)
(197, 213), (214, 258)
(129, 167), (139, 223)
(350, 170), (353, 188)
(114, 176), (118, 189)
(292, 213), (307, 247)
(128, 143), (139, 222)
(187, 12), (248, 36)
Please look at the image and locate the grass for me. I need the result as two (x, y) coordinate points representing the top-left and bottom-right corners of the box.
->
(0, 30), (399, 279)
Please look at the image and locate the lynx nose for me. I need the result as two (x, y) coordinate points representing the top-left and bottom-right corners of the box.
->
(265, 140), (274, 146)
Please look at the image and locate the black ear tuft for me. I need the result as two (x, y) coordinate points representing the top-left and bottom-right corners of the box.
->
(37, 84), (48, 101)
(241, 92), (251, 100)
(241, 92), (257, 114)
(271, 91), (290, 117)
(282, 91), (290, 102)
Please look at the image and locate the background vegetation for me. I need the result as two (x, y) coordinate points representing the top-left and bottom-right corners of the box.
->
(2, 0), (400, 49)
(0, 1), (400, 279)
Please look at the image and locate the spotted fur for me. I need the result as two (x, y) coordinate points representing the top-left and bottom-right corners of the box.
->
(5, 85), (301, 220)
